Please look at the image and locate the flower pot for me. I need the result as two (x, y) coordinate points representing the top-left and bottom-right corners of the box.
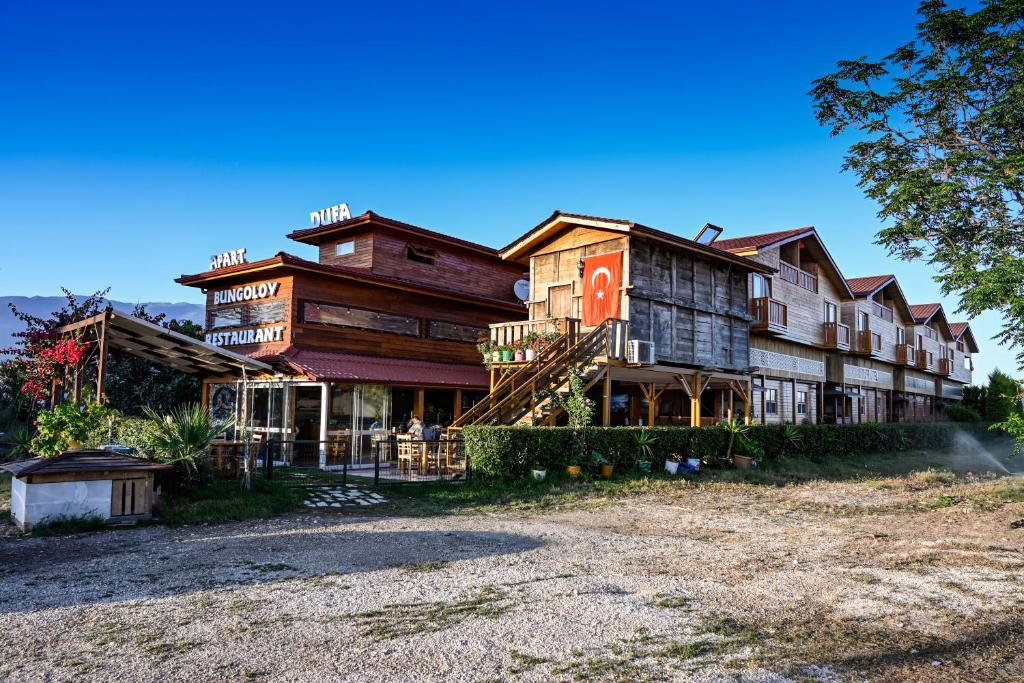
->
(514, 350), (525, 362)
(733, 454), (754, 470)
(664, 460), (679, 475)
(491, 351), (501, 362)
(501, 350), (513, 362)
(600, 464), (614, 478)
(532, 469), (547, 481)
(566, 465), (582, 479)
(685, 458), (701, 473)
(637, 460), (652, 473)
(525, 349), (536, 361)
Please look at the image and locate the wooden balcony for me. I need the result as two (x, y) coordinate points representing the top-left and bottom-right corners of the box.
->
(749, 297), (787, 334)
(778, 261), (819, 293)
(823, 322), (850, 350)
(913, 350), (928, 370)
(937, 358), (952, 376)
(853, 329), (882, 355)
(489, 317), (580, 348)
(895, 343), (916, 366)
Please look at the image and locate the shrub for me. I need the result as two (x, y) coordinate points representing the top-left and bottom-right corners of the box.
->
(31, 402), (117, 456)
(84, 415), (154, 453)
(944, 403), (982, 423)
(463, 422), (978, 479)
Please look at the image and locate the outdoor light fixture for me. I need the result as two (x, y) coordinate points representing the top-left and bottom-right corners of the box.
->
(577, 257), (585, 277)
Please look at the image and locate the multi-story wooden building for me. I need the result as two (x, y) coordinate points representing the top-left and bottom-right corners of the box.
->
(175, 211), (526, 465)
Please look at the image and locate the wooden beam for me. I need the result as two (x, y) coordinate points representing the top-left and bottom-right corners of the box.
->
(414, 388), (425, 421)
(602, 369), (612, 427)
(454, 389), (463, 420)
(690, 373), (702, 427)
(95, 311), (110, 405)
(792, 378), (798, 425)
(744, 378), (752, 425)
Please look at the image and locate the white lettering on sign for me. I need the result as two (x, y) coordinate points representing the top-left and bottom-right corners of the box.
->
(212, 281), (280, 305)
(205, 325), (286, 347)
(210, 248), (247, 270)
(309, 203), (351, 227)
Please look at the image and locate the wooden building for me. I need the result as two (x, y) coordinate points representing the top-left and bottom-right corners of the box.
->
(175, 211), (526, 467)
(454, 212), (772, 429)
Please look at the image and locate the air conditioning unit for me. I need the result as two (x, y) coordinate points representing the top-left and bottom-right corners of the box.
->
(627, 340), (656, 365)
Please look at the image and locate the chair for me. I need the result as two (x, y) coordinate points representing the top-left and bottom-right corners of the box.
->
(397, 434), (416, 475)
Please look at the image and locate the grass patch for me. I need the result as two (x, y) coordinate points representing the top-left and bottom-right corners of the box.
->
(650, 594), (691, 609)
(23, 514), (108, 537)
(343, 585), (510, 639)
(157, 478), (303, 525)
(0, 471), (10, 513)
(398, 561), (447, 572)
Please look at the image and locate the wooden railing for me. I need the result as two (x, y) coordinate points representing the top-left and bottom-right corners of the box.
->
(778, 261), (818, 293)
(854, 329), (881, 354)
(489, 317), (580, 348)
(872, 301), (893, 323)
(750, 297), (787, 332)
(938, 358), (952, 376)
(914, 349), (929, 369)
(896, 343), (916, 365)
(823, 322), (850, 350)
(452, 319), (624, 428)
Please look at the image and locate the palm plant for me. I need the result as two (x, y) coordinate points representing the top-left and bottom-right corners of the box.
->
(143, 403), (229, 484)
(633, 428), (657, 463)
(719, 419), (750, 462)
(780, 424), (803, 458)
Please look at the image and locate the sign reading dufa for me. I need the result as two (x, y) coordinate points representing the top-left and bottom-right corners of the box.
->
(309, 202), (351, 227)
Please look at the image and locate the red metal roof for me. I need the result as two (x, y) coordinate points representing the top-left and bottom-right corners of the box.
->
(846, 275), (895, 297)
(949, 322), (968, 338)
(710, 227), (813, 252)
(909, 303), (942, 323)
(279, 349), (490, 388)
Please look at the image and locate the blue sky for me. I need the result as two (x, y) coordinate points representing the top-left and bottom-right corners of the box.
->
(1, 1), (1011, 378)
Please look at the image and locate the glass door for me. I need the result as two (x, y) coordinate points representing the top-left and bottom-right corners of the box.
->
(353, 385), (390, 466)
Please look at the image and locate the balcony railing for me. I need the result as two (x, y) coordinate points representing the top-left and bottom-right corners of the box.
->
(872, 301), (893, 323)
(853, 329), (882, 355)
(823, 321), (850, 350)
(778, 261), (819, 293)
(489, 317), (580, 348)
(750, 297), (788, 333)
(913, 349), (928, 369)
(937, 358), (952, 376)
(896, 343), (916, 366)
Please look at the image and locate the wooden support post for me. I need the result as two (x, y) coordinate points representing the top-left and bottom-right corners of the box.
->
(745, 379), (752, 425)
(760, 376), (766, 425)
(791, 378), (798, 425)
(201, 381), (210, 411)
(454, 389), (463, 420)
(602, 369), (612, 427)
(95, 312), (109, 405)
(414, 388), (425, 421)
(817, 382), (825, 424)
(727, 388), (734, 422)
(319, 382), (330, 469)
(647, 383), (656, 427)
(690, 373), (702, 427)
(72, 363), (83, 405)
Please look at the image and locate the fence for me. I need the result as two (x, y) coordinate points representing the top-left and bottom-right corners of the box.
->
(207, 436), (470, 485)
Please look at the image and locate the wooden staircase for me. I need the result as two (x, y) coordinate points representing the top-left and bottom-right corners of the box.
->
(451, 319), (625, 428)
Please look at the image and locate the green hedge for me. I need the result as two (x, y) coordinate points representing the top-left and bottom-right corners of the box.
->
(84, 416), (154, 453)
(463, 422), (994, 479)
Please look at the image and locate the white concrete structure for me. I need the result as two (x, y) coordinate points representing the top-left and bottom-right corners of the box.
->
(10, 477), (112, 529)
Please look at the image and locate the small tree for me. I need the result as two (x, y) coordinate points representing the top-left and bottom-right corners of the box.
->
(984, 369), (1022, 423)
(144, 403), (229, 486)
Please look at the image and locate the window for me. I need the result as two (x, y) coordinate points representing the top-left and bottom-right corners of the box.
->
(406, 244), (437, 265)
(429, 320), (487, 343)
(302, 302), (420, 337)
(751, 274), (771, 299)
(897, 327), (906, 346)
(335, 240), (355, 256)
(858, 310), (870, 332)
(956, 341), (964, 352)
(871, 332), (882, 351)
(209, 300), (286, 329)
(824, 301), (837, 324)
(764, 388), (778, 415)
(797, 391), (807, 415)
(964, 355), (972, 371)
(927, 351), (934, 367)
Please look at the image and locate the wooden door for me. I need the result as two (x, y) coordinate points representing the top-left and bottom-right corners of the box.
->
(111, 477), (150, 517)
(548, 285), (571, 319)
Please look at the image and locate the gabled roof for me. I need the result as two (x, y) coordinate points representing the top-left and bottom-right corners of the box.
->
(949, 322), (980, 353)
(712, 226), (853, 298)
(710, 227), (813, 253)
(286, 210), (499, 256)
(845, 274), (914, 321)
(176, 252), (524, 312)
(909, 303), (942, 324)
(499, 211), (771, 273)
(846, 275), (895, 297)
(3, 450), (171, 478)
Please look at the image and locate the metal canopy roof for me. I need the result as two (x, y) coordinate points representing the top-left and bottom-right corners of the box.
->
(58, 310), (272, 376)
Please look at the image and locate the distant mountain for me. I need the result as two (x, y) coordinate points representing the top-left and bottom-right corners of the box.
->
(0, 296), (204, 351)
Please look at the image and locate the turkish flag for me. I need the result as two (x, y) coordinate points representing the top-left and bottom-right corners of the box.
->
(582, 251), (623, 326)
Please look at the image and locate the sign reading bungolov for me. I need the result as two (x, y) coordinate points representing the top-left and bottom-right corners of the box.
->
(210, 248), (247, 270)
(212, 281), (280, 305)
(205, 326), (285, 347)
(309, 202), (351, 227)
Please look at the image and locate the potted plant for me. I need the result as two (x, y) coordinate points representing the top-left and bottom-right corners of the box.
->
(664, 455), (680, 475)
(589, 450), (613, 478)
(477, 340), (497, 369)
(532, 467), (547, 481)
(513, 339), (526, 362)
(524, 331), (540, 361)
(500, 345), (513, 362)
(719, 419), (762, 469)
(633, 428), (656, 473)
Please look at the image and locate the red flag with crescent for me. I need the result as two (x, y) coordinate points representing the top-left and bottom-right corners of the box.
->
(582, 251), (622, 326)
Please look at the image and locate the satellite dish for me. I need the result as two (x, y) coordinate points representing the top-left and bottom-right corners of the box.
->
(513, 279), (530, 302)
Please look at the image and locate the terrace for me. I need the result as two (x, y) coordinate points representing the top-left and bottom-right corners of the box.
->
(750, 297), (788, 334)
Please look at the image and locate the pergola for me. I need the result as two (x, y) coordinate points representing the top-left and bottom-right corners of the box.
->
(56, 310), (272, 404)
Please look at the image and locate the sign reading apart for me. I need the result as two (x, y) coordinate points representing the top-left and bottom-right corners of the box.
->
(309, 202), (351, 227)
(210, 248), (247, 270)
(581, 252), (622, 326)
(205, 325), (285, 347)
(212, 281), (280, 305)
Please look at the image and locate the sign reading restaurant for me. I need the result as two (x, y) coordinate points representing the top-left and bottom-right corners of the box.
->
(205, 325), (285, 347)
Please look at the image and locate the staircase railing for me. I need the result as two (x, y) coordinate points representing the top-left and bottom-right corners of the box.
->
(451, 319), (621, 428)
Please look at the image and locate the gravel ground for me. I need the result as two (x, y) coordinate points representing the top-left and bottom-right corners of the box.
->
(1, 477), (1023, 682)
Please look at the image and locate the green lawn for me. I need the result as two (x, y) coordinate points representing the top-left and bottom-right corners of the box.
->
(0, 472), (10, 515)
(155, 477), (304, 526)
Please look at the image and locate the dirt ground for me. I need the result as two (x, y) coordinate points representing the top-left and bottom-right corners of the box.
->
(1, 475), (1022, 682)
